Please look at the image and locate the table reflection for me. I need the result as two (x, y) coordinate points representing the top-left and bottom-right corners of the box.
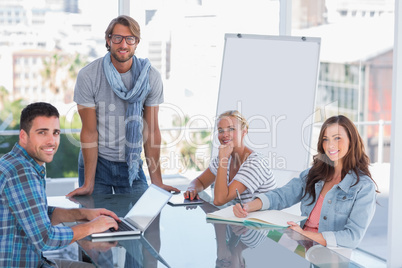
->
(213, 222), (267, 268)
(68, 194), (169, 268)
(63, 193), (363, 268)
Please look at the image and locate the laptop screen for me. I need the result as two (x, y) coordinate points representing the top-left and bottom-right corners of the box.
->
(125, 184), (172, 231)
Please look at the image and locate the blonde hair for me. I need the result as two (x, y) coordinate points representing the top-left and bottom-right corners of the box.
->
(217, 110), (249, 130)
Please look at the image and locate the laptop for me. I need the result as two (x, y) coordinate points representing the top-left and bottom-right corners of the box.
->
(91, 184), (172, 239)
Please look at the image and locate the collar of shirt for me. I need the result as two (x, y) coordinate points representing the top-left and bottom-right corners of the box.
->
(336, 171), (357, 193)
(12, 143), (46, 179)
(314, 170), (357, 195)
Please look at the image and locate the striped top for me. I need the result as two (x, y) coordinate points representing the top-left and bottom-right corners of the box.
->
(303, 194), (324, 233)
(226, 225), (268, 249)
(209, 151), (277, 203)
(0, 143), (74, 267)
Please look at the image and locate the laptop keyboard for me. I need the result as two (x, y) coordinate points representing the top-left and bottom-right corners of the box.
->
(110, 221), (135, 232)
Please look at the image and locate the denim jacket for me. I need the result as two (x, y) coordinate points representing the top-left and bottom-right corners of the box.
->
(256, 168), (377, 248)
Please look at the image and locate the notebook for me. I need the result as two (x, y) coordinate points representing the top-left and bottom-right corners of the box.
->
(206, 205), (307, 227)
(90, 184), (172, 239)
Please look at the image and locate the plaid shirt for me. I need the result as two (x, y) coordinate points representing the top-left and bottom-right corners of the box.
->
(0, 143), (73, 267)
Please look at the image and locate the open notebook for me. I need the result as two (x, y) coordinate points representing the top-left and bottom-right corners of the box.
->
(206, 205), (307, 228)
(91, 184), (172, 240)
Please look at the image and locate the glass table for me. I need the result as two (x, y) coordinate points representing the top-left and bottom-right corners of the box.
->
(49, 192), (365, 268)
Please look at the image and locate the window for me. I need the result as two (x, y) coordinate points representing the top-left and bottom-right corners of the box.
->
(292, 0), (394, 260)
(0, 1), (395, 262)
(0, 0), (119, 179)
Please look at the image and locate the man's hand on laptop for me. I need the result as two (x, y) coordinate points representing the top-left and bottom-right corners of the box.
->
(79, 208), (121, 233)
(89, 215), (120, 234)
(80, 208), (121, 222)
(70, 208), (121, 242)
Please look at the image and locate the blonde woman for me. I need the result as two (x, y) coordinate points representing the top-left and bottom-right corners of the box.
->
(184, 110), (277, 206)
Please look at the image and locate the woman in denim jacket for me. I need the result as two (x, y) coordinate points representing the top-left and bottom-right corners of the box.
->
(233, 115), (378, 249)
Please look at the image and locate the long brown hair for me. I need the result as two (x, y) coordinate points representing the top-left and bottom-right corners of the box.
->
(303, 115), (377, 204)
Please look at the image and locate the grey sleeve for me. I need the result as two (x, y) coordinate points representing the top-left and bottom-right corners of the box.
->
(255, 193), (271, 210)
(145, 66), (164, 107)
(73, 67), (96, 107)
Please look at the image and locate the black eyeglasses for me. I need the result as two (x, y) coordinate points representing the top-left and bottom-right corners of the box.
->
(108, 34), (137, 45)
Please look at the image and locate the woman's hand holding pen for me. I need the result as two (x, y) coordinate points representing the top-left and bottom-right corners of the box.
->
(234, 189), (250, 218)
(233, 198), (263, 218)
(233, 203), (249, 218)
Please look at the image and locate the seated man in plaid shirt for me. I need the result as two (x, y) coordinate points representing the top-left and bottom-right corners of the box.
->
(0, 102), (120, 267)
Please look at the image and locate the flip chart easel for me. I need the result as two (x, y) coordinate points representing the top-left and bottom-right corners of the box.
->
(213, 34), (321, 173)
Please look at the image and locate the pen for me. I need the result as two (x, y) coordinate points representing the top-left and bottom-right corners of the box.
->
(234, 234), (242, 247)
(236, 188), (244, 209)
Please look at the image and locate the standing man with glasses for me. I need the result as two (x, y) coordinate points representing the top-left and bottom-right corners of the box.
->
(67, 15), (179, 197)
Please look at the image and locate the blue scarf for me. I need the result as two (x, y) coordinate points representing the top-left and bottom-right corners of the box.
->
(103, 52), (151, 187)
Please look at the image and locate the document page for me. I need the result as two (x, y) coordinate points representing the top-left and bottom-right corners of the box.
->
(206, 206), (306, 227)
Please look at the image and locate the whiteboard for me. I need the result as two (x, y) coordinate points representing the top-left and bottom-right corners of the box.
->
(212, 34), (321, 172)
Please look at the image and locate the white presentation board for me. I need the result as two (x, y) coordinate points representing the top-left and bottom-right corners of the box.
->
(212, 34), (321, 172)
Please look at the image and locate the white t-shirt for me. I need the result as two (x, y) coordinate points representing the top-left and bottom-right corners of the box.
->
(208, 151), (277, 203)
